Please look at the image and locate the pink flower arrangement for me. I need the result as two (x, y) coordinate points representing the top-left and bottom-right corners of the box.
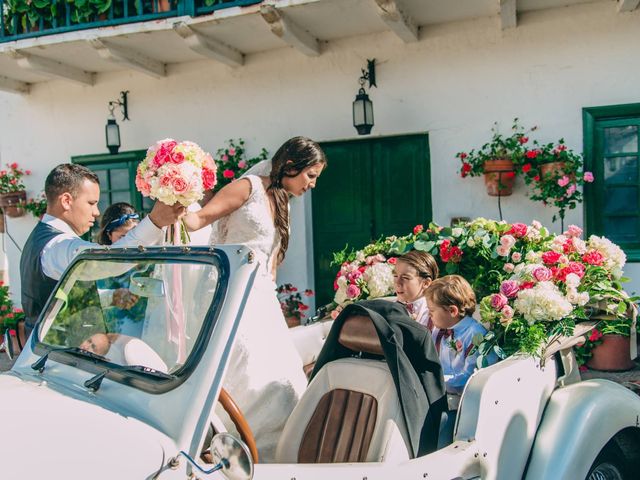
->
(136, 138), (217, 207)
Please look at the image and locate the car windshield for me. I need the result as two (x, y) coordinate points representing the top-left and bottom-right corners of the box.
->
(37, 256), (220, 375)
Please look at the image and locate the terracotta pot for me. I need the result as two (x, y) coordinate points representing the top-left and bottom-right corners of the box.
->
(285, 315), (301, 328)
(483, 159), (515, 196)
(586, 334), (635, 371)
(154, 0), (172, 12)
(0, 191), (26, 217)
(539, 161), (575, 182)
(0, 213), (4, 233)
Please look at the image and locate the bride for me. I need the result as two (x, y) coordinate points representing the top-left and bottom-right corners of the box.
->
(184, 136), (327, 462)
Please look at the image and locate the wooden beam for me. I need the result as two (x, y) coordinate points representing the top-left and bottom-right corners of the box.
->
(8, 49), (94, 86)
(172, 22), (243, 67)
(499, 0), (517, 30)
(618, 0), (640, 12)
(373, 0), (418, 43)
(88, 38), (166, 79)
(259, 4), (320, 57)
(0, 75), (30, 94)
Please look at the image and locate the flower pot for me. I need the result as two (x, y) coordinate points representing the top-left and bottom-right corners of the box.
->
(539, 161), (575, 182)
(0, 214), (4, 233)
(586, 334), (635, 371)
(483, 159), (515, 196)
(0, 191), (26, 218)
(285, 315), (301, 328)
(154, 0), (172, 12)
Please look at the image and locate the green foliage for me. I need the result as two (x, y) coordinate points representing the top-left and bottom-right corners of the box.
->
(214, 139), (269, 192)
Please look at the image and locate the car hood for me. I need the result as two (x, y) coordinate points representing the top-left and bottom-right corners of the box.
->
(0, 373), (168, 479)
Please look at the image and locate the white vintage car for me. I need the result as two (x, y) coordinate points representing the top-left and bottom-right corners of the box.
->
(1, 245), (639, 480)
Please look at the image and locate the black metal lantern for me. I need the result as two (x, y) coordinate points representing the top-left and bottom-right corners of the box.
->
(105, 91), (129, 155)
(352, 59), (376, 136)
(105, 111), (121, 155)
(352, 88), (374, 135)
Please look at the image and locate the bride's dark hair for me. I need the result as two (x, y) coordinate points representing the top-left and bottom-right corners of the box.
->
(268, 136), (327, 264)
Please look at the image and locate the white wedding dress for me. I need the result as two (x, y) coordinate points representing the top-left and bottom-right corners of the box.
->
(210, 174), (307, 463)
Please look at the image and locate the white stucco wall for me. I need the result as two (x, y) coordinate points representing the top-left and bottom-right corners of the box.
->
(1, 1), (640, 309)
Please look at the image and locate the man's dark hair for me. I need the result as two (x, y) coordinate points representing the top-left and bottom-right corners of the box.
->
(45, 164), (100, 203)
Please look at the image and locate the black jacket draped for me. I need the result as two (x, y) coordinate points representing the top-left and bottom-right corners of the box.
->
(310, 299), (447, 457)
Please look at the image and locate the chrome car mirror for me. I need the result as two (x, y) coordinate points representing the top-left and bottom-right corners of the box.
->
(128, 272), (165, 298)
(177, 433), (253, 480)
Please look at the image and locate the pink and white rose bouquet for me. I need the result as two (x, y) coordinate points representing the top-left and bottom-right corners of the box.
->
(136, 138), (217, 207)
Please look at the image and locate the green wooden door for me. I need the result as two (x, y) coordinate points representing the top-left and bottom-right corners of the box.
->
(312, 134), (431, 307)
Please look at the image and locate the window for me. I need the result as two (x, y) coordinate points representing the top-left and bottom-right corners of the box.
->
(584, 103), (640, 261)
(72, 150), (154, 238)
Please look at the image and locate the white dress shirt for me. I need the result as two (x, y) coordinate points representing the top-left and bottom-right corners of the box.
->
(432, 316), (498, 394)
(40, 213), (164, 280)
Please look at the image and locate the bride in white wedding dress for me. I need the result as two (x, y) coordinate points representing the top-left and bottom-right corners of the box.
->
(184, 136), (327, 462)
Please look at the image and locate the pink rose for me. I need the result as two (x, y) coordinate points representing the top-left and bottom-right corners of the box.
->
(170, 152), (185, 164)
(565, 225), (583, 238)
(542, 251), (562, 265)
(238, 160), (247, 169)
(160, 173), (173, 187)
(387, 257), (397, 265)
(135, 175), (151, 196)
(507, 223), (528, 238)
(532, 266), (552, 282)
(500, 234), (516, 249)
(455, 340), (463, 353)
(153, 151), (170, 168)
(228, 148), (236, 156)
(491, 293), (508, 311)
(223, 169), (235, 179)
(346, 284), (361, 299)
(500, 280), (520, 298)
(566, 184), (576, 196)
(584, 171), (594, 183)
(203, 154), (215, 169)
(202, 167), (217, 190)
(222, 154), (229, 163)
(501, 305), (514, 318)
(497, 245), (511, 257)
(503, 263), (515, 273)
(558, 175), (570, 187)
(172, 176), (189, 194)
(511, 252), (522, 262)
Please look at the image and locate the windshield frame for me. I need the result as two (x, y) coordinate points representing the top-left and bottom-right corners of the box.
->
(31, 246), (230, 394)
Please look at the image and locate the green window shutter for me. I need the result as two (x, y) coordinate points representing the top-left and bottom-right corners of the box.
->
(71, 150), (149, 241)
(583, 103), (640, 261)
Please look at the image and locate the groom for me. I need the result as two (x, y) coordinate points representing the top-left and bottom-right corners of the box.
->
(19, 163), (185, 341)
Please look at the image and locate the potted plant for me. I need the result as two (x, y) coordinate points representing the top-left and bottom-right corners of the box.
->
(520, 140), (595, 230)
(213, 139), (269, 192)
(276, 283), (313, 328)
(457, 119), (534, 196)
(0, 281), (24, 355)
(0, 163), (30, 217)
(23, 192), (47, 219)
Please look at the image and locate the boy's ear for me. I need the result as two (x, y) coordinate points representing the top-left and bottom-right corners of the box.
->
(448, 305), (460, 318)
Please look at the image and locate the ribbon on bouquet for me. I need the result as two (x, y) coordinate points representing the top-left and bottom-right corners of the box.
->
(163, 221), (187, 364)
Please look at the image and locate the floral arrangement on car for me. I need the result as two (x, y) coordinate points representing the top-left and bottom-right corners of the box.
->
(329, 219), (636, 366)
(519, 140), (594, 226)
(276, 283), (313, 328)
(214, 139), (269, 192)
(135, 138), (217, 243)
(22, 192), (47, 219)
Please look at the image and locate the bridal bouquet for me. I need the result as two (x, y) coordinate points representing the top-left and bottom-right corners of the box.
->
(136, 138), (217, 243)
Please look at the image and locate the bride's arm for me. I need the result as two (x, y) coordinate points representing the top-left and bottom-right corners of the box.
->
(183, 178), (251, 231)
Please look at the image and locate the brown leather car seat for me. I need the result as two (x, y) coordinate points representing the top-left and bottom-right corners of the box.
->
(275, 314), (412, 464)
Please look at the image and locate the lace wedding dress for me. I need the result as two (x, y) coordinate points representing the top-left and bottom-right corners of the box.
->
(210, 174), (307, 463)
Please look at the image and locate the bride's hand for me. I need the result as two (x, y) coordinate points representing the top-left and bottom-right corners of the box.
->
(182, 212), (202, 232)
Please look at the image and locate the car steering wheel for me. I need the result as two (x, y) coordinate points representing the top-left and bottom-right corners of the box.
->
(218, 388), (259, 463)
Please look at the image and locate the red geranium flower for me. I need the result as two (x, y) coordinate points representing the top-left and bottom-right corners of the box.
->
(413, 224), (424, 235)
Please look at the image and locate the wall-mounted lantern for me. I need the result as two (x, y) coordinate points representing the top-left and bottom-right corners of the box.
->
(105, 91), (129, 155)
(352, 59), (376, 135)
